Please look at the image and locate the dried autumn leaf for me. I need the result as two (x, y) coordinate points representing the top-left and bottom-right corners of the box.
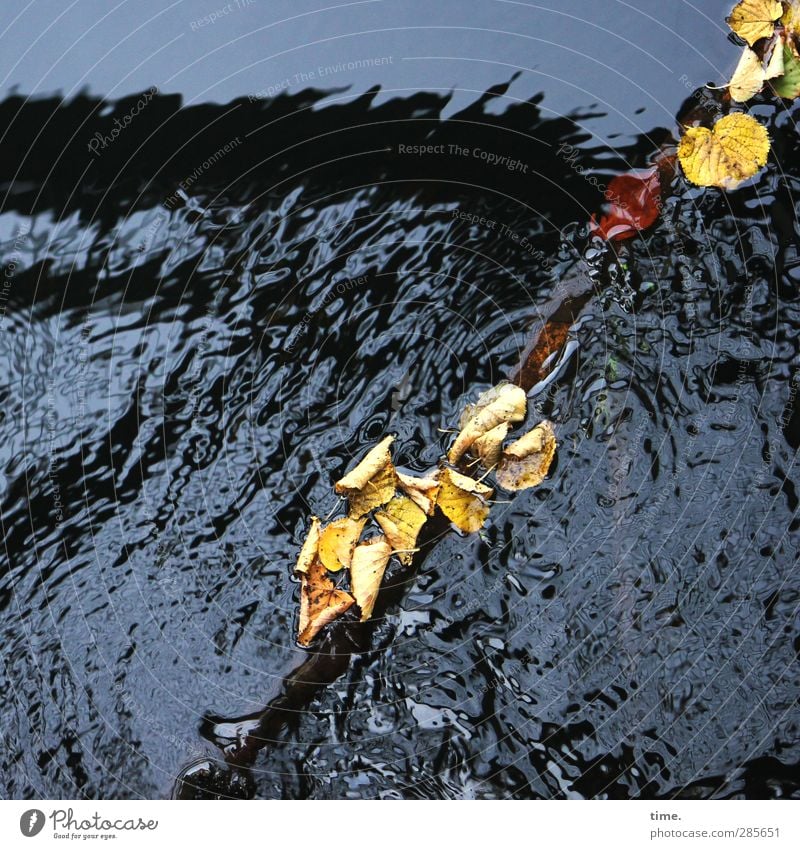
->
(471, 422), (508, 468)
(397, 470), (440, 515)
(781, 0), (800, 36)
(449, 383), (526, 463)
(496, 421), (557, 491)
(590, 168), (661, 241)
(294, 516), (321, 574)
(350, 536), (392, 620)
(727, 0), (783, 46)
(677, 112), (770, 189)
(375, 495), (428, 565)
(318, 516), (365, 572)
(729, 47), (767, 100)
(728, 37), (786, 101)
(457, 383), (521, 428)
(436, 467), (493, 533)
(298, 560), (355, 646)
(764, 37), (786, 77)
(773, 42), (800, 97)
(334, 435), (397, 516)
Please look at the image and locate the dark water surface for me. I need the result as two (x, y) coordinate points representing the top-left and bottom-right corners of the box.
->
(1, 0), (799, 799)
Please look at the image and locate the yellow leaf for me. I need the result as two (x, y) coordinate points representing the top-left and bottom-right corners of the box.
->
(727, 0), (783, 46)
(781, 0), (800, 36)
(471, 422), (509, 468)
(318, 516), (365, 572)
(449, 383), (526, 463)
(397, 470), (440, 515)
(375, 495), (428, 565)
(728, 47), (766, 101)
(677, 112), (770, 189)
(436, 467), (493, 533)
(294, 516), (321, 574)
(350, 537), (392, 620)
(334, 435), (397, 516)
(298, 560), (355, 645)
(496, 421), (557, 491)
(773, 41), (800, 97)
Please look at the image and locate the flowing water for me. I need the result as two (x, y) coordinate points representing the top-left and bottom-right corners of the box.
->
(1, 2), (800, 800)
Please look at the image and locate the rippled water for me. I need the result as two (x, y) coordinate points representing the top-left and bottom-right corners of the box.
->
(1, 76), (799, 799)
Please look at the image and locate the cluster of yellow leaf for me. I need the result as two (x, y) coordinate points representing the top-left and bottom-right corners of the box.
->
(676, 1), (800, 190)
(726, 1), (800, 102)
(292, 383), (557, 646)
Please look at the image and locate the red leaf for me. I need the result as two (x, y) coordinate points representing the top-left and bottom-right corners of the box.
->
(591, 167), (661, 242)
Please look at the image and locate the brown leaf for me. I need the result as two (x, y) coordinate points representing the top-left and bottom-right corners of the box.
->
(590, 167), (662, 241)
(334, 435), (397, 516)
(375, 495), (428, 565)
(298, 561), (355, 646)
(436, 467), (493, 533)
(318, 516), (365, 572)
(350, 537), (392, 621)
(496, 421), (557, 491)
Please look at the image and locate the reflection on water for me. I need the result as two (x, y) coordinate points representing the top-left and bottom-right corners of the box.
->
(0, 82), (799, 799)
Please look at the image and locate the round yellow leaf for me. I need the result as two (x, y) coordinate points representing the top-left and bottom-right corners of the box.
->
(677, 113), (769, 189)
